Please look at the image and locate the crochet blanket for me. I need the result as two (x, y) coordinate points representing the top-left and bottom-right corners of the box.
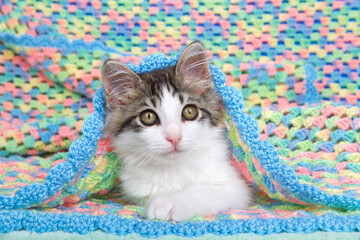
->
(1, 0), (360, 238)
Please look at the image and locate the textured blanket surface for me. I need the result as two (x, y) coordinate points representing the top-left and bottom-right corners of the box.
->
(1, 0), (360, 238)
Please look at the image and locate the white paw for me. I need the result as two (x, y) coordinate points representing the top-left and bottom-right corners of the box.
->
(146, 196), (191, 221)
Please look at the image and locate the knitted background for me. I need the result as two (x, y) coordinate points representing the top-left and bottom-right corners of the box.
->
(1, 0), (360, 237)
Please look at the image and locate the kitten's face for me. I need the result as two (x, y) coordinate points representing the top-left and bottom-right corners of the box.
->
(101, 42), (223, 164)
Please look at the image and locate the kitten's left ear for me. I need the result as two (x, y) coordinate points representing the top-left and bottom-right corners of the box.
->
(176, 42), (212, 93)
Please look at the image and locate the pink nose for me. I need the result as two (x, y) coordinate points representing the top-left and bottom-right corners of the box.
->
(166, 135), (182, 147)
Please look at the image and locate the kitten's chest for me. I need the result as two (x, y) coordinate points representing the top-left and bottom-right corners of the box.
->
(120, 160), (205, 200)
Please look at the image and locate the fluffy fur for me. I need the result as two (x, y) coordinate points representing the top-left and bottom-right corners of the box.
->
(101, 42), (251, 221)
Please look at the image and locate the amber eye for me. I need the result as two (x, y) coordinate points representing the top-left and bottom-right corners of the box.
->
(182, 105), (198, 121)
(140, 110), (158, 126)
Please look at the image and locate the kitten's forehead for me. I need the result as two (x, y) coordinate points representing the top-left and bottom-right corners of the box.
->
(156, 86), (185, 123)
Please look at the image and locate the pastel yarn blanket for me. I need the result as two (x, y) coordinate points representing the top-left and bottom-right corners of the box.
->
(1, 0), (360, 238)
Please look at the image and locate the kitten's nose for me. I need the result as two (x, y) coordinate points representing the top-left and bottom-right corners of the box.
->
(166, 135), (182, 147)
(165, 122), (182, 148)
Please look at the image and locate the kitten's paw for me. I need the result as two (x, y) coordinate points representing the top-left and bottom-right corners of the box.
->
(170, 205), (189, 222)
(146, 196), (175, 221)
(146, 196), (191, 221)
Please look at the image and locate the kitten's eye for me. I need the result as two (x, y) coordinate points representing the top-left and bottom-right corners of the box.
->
(182, 105), (198, 121)
(140, 110), (158, 126)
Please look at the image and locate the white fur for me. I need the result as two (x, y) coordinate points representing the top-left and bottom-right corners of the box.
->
(113, 87), (251, 221)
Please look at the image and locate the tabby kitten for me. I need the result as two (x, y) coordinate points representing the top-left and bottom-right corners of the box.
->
(101, 42), (250, 221)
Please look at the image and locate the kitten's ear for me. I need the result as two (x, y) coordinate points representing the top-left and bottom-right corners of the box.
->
(101, 59), (140, 108)
(176, 42), (212, 93)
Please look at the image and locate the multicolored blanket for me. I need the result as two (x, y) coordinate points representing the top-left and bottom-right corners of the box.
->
(1, 0), (360, 238)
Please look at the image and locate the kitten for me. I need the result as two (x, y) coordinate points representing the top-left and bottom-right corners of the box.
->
(101, 42), (251, 221)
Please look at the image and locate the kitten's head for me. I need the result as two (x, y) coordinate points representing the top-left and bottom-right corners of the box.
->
(101, 42), (223, 165)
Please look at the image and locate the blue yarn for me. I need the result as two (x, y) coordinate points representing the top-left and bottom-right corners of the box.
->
(295, 128), (309, 141)
(39, 131), (52, 143)
(2, 211), (359, 237)
(302, 64), (321, 104)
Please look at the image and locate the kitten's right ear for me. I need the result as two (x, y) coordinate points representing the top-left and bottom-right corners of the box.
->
(176, 42), (212, 94)
(101, 59), (140, 108)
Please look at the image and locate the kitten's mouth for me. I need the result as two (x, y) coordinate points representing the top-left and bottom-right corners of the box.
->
(171, 149), (182, 153)
(165, 148), (183, 156)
